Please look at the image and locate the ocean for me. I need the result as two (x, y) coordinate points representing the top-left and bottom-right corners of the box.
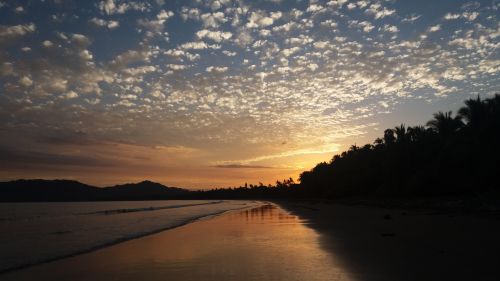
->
(0, 200), (262, 273)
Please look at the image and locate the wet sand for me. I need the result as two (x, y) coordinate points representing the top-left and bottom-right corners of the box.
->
(3, 202), (499, 281)
(278, 201), (500, 281)
(0, 204), (356, 281)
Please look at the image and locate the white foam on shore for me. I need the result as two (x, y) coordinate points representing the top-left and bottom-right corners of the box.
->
(0, 200), (263, 272)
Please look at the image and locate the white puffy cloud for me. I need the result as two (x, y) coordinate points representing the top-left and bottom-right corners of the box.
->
(306, 4), (324, 13)
(462, 11), (479, 21)
(222, 50), (237, 56)
(89, 18), (120, 29)
(180, 41), (209, 50)
(42, 40), (54, 47)
(200, 12), (227, 28)
(157, 9), (174, 20)
(168, 64), (188, 70)
(206, 66), (228, 73)
(99, 0), (148, 15)
(326, 0), (348, 8)
(428, 24), (441, 32)
(313, 41), (329, 49)
(365, 4), (395, 19)
(401, 14), (421, 23)
(0, 23), (36, 37)
(64, 91), (79, 99)
(383, 25), (399, 33)
(196, 29), (232, 42)
(180, 7), (201, 21)
(19, 76), (33, 87)
(247, 11), (276, 28)
(444, 13), (460, 20)
(137, 10), (174, 36)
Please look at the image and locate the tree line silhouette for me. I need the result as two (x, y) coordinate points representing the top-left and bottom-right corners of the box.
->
(299, 94), (500, 197)
(196, 94), (500, 199)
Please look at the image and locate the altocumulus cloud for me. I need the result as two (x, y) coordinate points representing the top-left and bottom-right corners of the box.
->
(0, 0), (498, 186)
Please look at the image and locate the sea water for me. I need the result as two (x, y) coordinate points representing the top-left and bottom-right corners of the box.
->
(0, 200), (262, 272)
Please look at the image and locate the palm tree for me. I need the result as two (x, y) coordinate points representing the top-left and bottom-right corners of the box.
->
(426, 111), (463, 137)
(393, 124), (407, 143)
(486, 94), (500, 131)
(407, 126), (428, 143)
(383, 129), (396, 145)
(373, 137), (384, 146)
(457, 96), (486, 129)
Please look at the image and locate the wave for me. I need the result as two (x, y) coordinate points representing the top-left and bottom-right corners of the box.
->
(0, 200), (263, 275)
(77, 200), (225, 216)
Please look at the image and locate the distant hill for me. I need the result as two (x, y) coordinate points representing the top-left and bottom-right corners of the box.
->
(101, 180), (189, 200)
(0, 179), (190, 202)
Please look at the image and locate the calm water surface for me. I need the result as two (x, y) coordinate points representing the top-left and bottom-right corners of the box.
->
(0, 200), (260, 272)
(1, 204), (354, 281)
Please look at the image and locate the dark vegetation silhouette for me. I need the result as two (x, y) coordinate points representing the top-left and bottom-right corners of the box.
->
(1, 95), (499, 202)
(298, 94), (500, 198)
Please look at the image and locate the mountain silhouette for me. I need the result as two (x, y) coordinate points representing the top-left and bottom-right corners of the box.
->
(0, 179), (189, 202)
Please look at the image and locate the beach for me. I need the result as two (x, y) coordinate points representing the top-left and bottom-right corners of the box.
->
(0, 203), (354, 281)
(278, 201), (500, 281)
(1, 202), (499, 281)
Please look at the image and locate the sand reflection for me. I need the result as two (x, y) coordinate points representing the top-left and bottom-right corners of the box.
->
(1, 204), (354, 281)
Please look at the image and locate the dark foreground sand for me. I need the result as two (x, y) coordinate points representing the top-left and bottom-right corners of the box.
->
(277, 201), (500, 281)
(2, 202), (499, 281)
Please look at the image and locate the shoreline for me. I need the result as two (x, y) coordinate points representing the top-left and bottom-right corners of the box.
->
(0, 201), (266, 275)
(3, 200), (500, 280)
(276, 200), (500, 281)
(0, 203), (352, 281)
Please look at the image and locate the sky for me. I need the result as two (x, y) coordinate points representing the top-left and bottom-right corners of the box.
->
(0, 0), (498, 188)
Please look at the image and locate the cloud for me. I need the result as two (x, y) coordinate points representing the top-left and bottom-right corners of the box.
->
(42, 40), (54, 47)
(444, 13), (461, 20)
(306, 4), (325, 13)
(365, 3), (395, 19)
(157, 9), (174, 20)
(0, 146), (112, 168)
(401, 14), (421, 23)
(383, 24), (399, 33)
(63, 91), (79, 99)
(214, 164), (273, 169)
(196, 29), (232, 42)
(462, 11), (479, 21)
(200, 12), (227, 28)
(99, 0), (148, 15)
(137, 10), (174, 36)
(180, 7), (201, 21)
(89, 18), (120, 29)
(326, 0), (348, 8)
(0, 23), (36, 37)
(428, 24), (441, 32)
(0, 0), (499, 187)
(19, 76), (33, 87)
(206, 66), (228, 73)
(168, 64), (188, 70)
(246, 11), (278, 28)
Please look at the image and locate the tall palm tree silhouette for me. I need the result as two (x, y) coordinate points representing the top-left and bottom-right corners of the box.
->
(406, 126), (427, 143)
(458, 96), (486, 130)
(393, 124), (407, 143)
(383, 129), (396, 144)
(426, 111), (462, 137)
